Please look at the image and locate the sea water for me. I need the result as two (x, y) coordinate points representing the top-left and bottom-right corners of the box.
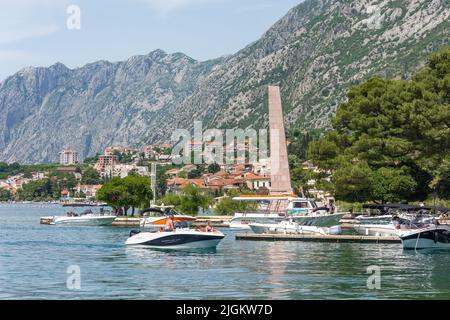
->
(0, 203), (449, 300)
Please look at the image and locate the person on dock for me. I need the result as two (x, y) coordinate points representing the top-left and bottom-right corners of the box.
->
(165, 214), (175, 232)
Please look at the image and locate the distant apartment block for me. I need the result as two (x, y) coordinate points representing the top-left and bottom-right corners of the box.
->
(94, 155), (119, 177)
(59, 149), (80, 165)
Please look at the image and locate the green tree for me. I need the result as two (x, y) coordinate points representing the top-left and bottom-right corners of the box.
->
(0, 189), (12, 201)
(207, 162), (221, 174)
(123, 174), (153, 216)
(84, 153), (100, 164)
(188, 167), (203, 179)
(214, 189), (257, 215)
(96, 177), (128, 215)
(308, 48), (450, 203)
(96, 175), (153, 216)
(158, 192), (182, 207)
(177, 184), (212, 215)
(178, 171), (187, 179)
(81, 167), (101, 185)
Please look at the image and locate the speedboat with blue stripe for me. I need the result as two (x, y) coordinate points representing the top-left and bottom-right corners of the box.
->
(125, 229), (225, 250)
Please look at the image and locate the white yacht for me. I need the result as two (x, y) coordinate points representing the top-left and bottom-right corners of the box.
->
(249, 220), (342, 236)
(126, 229), (224, 250)
(353, 204), (442, 237)
(42, 209), (116, 226)
(228, 195), (345, 230)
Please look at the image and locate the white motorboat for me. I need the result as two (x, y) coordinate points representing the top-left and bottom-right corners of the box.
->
(228, 195), (345, 230)
(353, 204), (446, 237)
(353, 222), (400, 237)
(400, 225), (450, 250)
(43, 209), (116, 226)
(139, 206), (196, 229)
(125, 229), (225, 250)
(249, 220), (342, 236)
(355, 214), (393, 225)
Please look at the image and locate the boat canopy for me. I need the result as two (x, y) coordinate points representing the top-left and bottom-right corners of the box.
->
(141, 208), (165, 214)
(363, 203), (450, 214)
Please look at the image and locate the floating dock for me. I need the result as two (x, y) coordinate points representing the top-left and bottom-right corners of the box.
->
(112, 216), (231, 228)
(235, 233), (401, 244)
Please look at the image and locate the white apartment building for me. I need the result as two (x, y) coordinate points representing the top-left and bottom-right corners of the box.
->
(59, 149), (80, 165)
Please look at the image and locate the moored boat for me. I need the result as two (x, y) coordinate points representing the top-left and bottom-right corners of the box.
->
(42, 209), (116, 226)
(353, 204), (448, 237)
(125, 229), (225, 250)
(400, 225), (450, 250)
(228, 195), (345, 230)
(249, 220), (342, 236)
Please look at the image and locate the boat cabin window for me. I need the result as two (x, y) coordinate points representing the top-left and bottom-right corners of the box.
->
(293, 202), (310, 209)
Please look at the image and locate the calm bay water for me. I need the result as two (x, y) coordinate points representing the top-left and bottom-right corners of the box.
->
(0, 203), (449, 300)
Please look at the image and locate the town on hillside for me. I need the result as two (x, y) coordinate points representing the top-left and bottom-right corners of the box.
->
(0, 141), (330, 208)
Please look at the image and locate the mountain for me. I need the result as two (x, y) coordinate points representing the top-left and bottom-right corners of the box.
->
(0, 0), (449, 163)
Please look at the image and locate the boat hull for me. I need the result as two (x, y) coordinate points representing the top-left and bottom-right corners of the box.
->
(125, 230), (225, 250)
(353, 224), (399, 237)
(229, 212), (345, 230)
(249, 222), (342, 236)
(53, 216), (116, 226)
(400, 226), (450, 250)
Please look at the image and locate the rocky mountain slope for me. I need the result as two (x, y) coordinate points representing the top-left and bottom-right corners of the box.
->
(0, 0), (449, 163)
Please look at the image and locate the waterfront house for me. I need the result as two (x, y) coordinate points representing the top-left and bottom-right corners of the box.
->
(60, 188), (70, 201)
(74, 184), (103, 198)
(244, 173), (271, 191)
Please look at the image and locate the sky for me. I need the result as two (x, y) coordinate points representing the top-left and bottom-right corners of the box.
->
(0, 0), (303, 81)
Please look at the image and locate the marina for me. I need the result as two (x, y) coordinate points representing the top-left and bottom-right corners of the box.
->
(0, 0), (448, 305)
(1, 203), (450, 300)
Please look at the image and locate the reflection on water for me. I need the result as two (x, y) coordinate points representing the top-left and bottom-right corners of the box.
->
(0, 204), (450, 299)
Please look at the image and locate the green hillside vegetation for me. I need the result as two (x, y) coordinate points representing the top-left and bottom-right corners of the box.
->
(308, 47), (450, 204)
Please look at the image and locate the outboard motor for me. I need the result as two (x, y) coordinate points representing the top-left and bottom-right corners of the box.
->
(129, 230), (142, 237)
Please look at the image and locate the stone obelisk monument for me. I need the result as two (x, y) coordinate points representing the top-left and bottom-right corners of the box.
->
(268, 85), (293, 195)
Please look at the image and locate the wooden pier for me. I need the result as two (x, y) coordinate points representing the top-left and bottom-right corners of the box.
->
(112, 216), (231, 228)
(235, 233), (401, 244)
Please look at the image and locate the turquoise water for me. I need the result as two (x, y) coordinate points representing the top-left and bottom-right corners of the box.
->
(0, 203), (449, 300)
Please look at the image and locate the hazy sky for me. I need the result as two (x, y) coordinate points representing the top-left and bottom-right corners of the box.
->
(0, 0), (303, 81)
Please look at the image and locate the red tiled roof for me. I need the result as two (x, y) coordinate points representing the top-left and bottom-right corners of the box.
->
(245, 173), (271, 181)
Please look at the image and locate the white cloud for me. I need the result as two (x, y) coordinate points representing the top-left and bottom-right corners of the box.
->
(0, 0), (67, 44)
